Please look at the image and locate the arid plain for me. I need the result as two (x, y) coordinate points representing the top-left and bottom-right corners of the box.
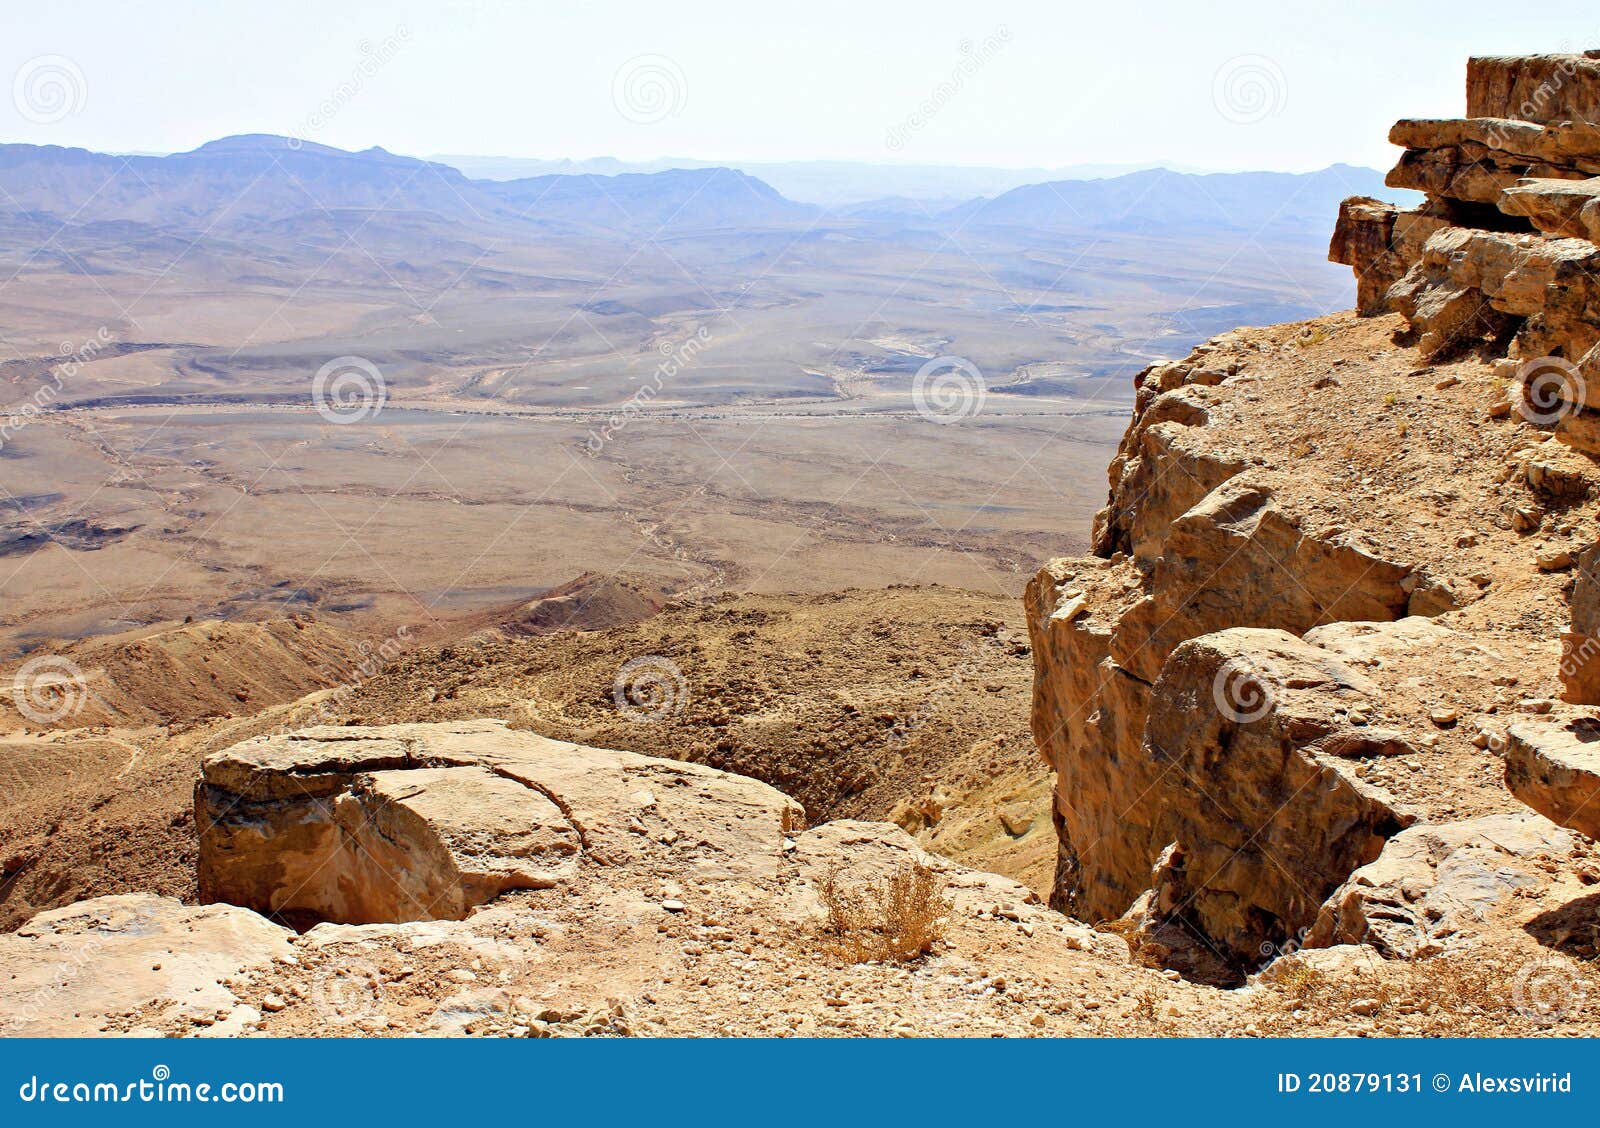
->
(0, 142), (1369, 658)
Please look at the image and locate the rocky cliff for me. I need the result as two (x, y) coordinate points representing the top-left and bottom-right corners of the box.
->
(1028, 51), (1600, 983)
(9, 52), (1600, 1038)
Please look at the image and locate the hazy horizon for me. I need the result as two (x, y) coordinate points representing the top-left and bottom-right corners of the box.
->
(6, 1), (1599, 172)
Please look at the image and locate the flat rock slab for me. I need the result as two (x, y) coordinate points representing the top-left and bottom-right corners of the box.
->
(0, 894), (292, 1036)
(197, 720), (805, 925)
(1467, 54), (1600, 125)
(1506, 716), (1600, 838)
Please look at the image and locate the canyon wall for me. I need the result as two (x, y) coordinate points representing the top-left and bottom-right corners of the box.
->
(1029, 52), (1600, 981)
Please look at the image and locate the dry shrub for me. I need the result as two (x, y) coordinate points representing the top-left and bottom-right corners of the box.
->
(1255, 952), (1573, 1035)
(1131, 983), (1163, 1025)
(1260, 958), (1328, 1011)
(817, 862), (951, 963)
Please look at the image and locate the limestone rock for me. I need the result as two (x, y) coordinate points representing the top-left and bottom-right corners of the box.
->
(1329, 197), (1404, 316)
(1129, 628), (1412, 979)
(198, 720), (805, 925)
(1108, 478), (1415, 683)
(1390, 118), (1600, 174)
(1028, 346), (1445, 943)
(1333, 54), (1600, 407)
(1466, 53), (1600, 126)
(0, 894), (292, 1036)
(1386, 147), (1582, 208)
(1501, 177), (1600, 241)
(1505, 715), (1600, 838)
(1560, 541), (1600, 705)
(1385, 226), (1600, 361)
(1307, 812), (1575, 957)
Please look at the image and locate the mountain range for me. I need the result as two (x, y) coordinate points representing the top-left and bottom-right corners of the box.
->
(429, 154), (1208, 207)
(0, 134), (1411, 242)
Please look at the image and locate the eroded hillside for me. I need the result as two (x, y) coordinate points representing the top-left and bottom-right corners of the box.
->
(7, 51), (1600, 1039)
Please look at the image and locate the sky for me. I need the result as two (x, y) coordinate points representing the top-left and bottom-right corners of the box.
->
(3, 0), (1599, 172)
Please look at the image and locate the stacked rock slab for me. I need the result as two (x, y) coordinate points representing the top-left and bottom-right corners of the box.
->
(1024, 52), (1600, 982)
(1331, 52), (1600, 705)
(1026, 383), (1457, 980)
(1331, 53), (1600, 376)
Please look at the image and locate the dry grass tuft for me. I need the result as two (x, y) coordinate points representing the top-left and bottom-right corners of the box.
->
(1253, 951), (1600, 1035)
(817, 862), (951, 963)
(1131, 982), (1164, 1025)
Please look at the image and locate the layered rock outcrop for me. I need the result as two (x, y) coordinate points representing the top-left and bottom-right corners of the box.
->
(1029, 52), (1600, 982)
(1336, 54), (1600, 705)
(1332, 53), (1600, 403)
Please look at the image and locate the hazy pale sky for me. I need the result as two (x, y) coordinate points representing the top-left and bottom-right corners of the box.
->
(4, 0), (1598, 171)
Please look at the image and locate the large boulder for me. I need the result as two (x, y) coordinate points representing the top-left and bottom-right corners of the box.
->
(1505, 714), (1600, 838)
(197, 720), (806, 925)
(1127, 628), (1413, 980)
(1307, 812), (1576, 957)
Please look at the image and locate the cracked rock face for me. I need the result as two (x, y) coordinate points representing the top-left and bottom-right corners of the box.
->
(1025, 335), (1450, 954)
(1308, 811), (1575, 958)
(1125, 628), (1413, 980)
(197, 720), (805, 925)
(1024, 295), (1582, 978)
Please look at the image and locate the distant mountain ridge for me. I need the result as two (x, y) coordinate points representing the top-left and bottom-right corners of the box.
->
(0, 135), (1412, 243)
(945, 164), (1420, 235)
(430, 154), (1205, 206)
(0, 134), (816, 236)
